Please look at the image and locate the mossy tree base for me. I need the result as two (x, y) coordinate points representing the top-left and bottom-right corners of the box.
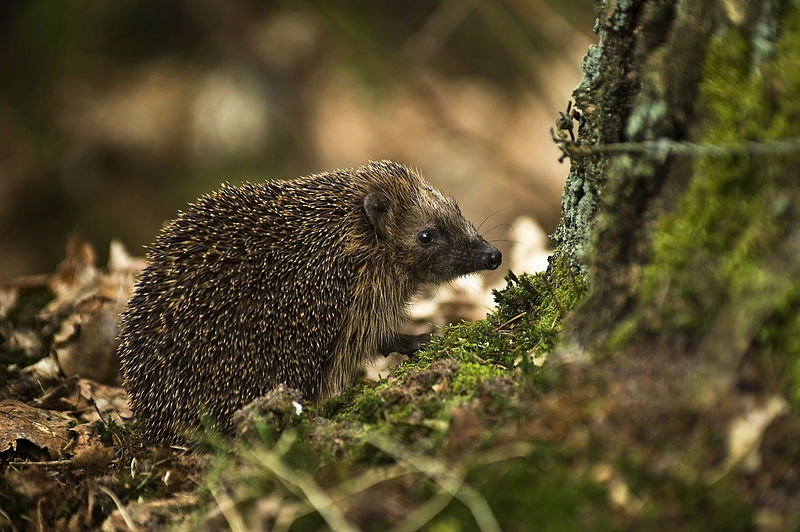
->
(554, 0), (800, 527)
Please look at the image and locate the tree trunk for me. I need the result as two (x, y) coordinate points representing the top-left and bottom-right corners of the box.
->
(552, 0), (800, 523)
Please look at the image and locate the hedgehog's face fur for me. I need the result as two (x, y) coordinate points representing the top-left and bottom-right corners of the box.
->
(362, 164), (501, 284)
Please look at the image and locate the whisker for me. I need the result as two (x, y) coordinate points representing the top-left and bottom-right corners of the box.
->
(477, 209), (507, 232)
(481, 222), (512, 238)
(487, 239), (522, 245)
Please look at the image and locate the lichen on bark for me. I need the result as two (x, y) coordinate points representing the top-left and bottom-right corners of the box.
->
(551, 0), (639, 274)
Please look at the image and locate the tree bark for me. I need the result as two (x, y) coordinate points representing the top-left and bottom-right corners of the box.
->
(552, 0), (800, 523)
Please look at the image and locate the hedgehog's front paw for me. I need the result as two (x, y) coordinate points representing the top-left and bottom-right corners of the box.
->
(380, 332), (432, 356)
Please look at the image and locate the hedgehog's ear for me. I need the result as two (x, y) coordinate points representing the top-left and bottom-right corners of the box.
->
(364, 191), (392, 239)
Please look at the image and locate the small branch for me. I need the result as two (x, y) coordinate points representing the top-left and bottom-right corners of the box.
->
(494, 311), (527, 331)
(7, 460), (73, 468)
(552, 134), (800, 163)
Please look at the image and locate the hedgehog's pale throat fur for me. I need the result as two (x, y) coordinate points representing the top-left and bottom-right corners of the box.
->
(118, 160), (501, 443)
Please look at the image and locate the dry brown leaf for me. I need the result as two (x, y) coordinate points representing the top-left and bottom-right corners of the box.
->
(71, 440), (115, 472)
(45, 234), (98, 309)
(53, 294), (124, 384)
(76, 379), (133, 422)
(39, 236), (145, 384)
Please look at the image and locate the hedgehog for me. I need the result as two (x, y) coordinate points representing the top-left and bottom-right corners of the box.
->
(118, 160), (501, 443)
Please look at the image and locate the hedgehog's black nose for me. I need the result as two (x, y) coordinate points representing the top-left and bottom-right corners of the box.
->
(483, 245), (502, 270)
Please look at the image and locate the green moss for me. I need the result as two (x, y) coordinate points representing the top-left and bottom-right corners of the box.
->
(353, 386), (385, 424)
(755, 282), (800, 408)
(95, 417), (132, 446)
(424, 253), (586, 377)
(320, 379), (369, 419)
(451, 362), (504, 395)
(606, 315), (639, 351)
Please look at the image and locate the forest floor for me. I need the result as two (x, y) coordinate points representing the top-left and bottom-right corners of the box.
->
(1, 237), (798, 531)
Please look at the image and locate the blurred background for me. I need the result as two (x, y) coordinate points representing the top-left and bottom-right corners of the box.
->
(0, 0), (594, 281)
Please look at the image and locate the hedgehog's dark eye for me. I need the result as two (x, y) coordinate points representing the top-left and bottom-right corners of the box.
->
(417, 229), (434, 244)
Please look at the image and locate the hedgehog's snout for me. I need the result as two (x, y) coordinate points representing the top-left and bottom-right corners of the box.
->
(482, 244), (502, 271)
